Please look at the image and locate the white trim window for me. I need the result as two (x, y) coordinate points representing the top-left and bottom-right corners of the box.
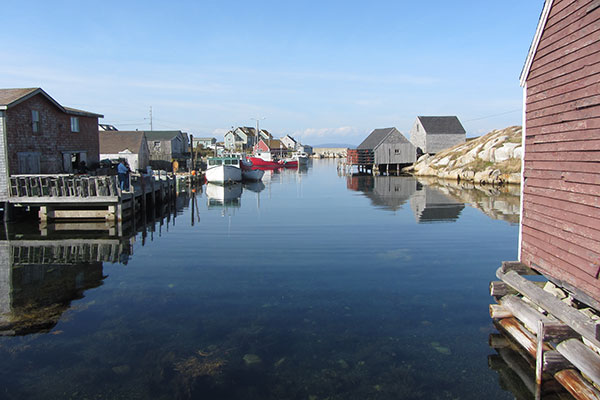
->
(32, 110), (40, 133)
(70, 116), (80, 132)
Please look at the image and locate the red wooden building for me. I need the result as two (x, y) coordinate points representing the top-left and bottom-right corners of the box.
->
(520, 0), (600, 304)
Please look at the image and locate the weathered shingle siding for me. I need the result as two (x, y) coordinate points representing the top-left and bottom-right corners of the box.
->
(427, 134), (466, 154)
(373, 130), (416, 164)
(522, 0), (600, 299)
(5, 93), (99, 174)
(0, 111), (8, 201)
(409, 119), (426, 153)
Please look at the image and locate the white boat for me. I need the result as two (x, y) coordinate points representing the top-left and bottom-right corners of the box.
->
(293, 152), (309, 165)
(205, 156), (242, 183)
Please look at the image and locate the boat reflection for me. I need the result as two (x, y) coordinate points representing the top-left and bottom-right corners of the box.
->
(206, 183), (243, 209)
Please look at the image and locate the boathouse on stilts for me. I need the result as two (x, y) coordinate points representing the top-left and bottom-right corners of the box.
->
(489, 1), (600, 399)
(346, 127), (416, 175)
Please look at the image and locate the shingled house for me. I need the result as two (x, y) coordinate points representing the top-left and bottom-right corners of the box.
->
(0, 88), (103, 201)
(99, 131), (150, 171)
(409, 116), (466, 155)
(347, 127), (416, 174)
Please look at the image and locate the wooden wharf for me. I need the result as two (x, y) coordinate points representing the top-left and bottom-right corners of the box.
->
(5, 172), (177, 229)
(490, 261), (600, 400)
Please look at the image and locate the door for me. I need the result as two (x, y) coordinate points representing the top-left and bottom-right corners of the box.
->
(17, 152), (41, 174)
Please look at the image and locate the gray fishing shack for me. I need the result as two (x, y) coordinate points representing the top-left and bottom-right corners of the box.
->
(347, 127), (416, 174)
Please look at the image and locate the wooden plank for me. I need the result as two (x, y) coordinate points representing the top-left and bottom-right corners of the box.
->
(502, 261), (538, 275)
(525, 151), (600, 163)
(497, 269), (600, 348)
(528, 63), (600, 100)
(522, 185), (600, 210)
(557, 338), (600, 385)
(527, 138), (600, 153)
(490, 304), (513, 319)
(554, 369), (600, 400)
(525, 116), (600, 136)
(497, 317), (551, 358)
(500, 295), (554, 333)
(523, 194), (600, 221)
(529, 37), (600, 82)
(491, 281), (519, 297)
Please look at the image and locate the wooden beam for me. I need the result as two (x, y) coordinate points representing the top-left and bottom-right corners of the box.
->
(497, 269), (600, 348)
(556, 338), (600, 386)
(490, 304), (513, 319)
(502, 261), (538, 275)
(554, 369), (600, 400)
(500, 295), (553, 332)
(490, 281), (518, 297)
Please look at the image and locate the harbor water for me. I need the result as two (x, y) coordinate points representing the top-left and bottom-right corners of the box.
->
(0, 159), (524, 399)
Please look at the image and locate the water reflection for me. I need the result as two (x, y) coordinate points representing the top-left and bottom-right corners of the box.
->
(346, 174), (520, 223)
(488, 332), (573, 400)
(0, 190), (195, 337)
(410, 183), (465, 223)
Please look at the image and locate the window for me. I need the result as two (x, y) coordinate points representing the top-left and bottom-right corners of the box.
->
(70, 116), (79, 132)
(395, 149), (400, 154)
(32, 110), (40, 132)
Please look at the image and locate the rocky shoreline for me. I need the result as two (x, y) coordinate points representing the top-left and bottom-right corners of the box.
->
(403, 126), (522, 185)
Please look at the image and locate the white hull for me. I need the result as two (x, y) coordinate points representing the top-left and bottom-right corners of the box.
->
(206, 182), (242, 207)
(206, 165), (242, 183)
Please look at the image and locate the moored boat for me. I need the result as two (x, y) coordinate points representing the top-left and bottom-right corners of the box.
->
(240, 158), (265, 181)
(205, 156), (242, 184)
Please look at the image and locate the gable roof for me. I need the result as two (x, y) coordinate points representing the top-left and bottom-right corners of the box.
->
(520, 0), (554, 86)
(417, 116), (465, 135)
(0, 87), (103, 117)
(119, 130), (183, 141)
(100, 131), (147, 154)
(357, 127), (406, 150)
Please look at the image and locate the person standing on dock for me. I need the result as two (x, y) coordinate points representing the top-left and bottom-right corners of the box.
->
(117, 160), (130, 191)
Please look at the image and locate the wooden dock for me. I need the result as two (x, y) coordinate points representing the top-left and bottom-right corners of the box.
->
(6, 172), (176, 224)
(490, 261), (600, 400)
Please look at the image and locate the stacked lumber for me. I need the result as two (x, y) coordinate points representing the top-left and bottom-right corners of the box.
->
(490, 261), (600, 400)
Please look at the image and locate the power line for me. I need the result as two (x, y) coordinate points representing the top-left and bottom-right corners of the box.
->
(464, 109), (521, 122)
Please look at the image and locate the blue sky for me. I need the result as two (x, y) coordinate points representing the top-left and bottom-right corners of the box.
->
(1, 1), (543, 145)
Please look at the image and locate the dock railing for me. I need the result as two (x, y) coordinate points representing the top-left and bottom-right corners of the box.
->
(10, 175), (120, 199)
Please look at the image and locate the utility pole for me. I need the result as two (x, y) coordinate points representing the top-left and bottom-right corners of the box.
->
(251, 117), (266, 150)
(149, 106), (153, 131)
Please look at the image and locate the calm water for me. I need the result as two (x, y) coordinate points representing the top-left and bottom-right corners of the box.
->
(0, 159), (523, 399)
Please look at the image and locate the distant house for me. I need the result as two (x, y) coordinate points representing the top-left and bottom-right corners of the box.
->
(224, 127), (256, 151)
(348, 127), (416, 174)
(0, 88), (103, 199)
(99, 124), (118, 131)
(519, 0), (600, 304)
(192, 137), (216, 149)
(281, 135), (298, 150)
(99, 131), (150, 171)
(409, 116), (466, 155)
(253, 138), (287, 158)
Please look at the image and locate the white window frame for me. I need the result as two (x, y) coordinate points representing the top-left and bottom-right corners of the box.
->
(70, 116), (80, 132)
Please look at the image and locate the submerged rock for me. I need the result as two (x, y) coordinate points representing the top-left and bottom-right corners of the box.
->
(243, 353), (262, 366)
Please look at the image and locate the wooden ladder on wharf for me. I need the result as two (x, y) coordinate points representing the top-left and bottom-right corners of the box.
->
(490, 261), (600, 400)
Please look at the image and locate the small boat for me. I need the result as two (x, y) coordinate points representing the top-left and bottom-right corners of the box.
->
(248, 151), (298, 168)
(240, 160), (265, 181)
(205, 156), (242, 184)
(293, 152), (309, 165)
